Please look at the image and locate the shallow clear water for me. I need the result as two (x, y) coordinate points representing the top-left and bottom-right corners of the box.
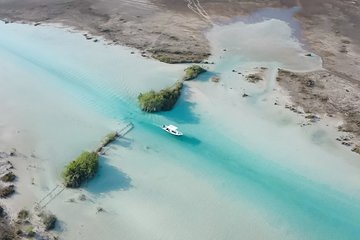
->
(1, 14), (360, 240)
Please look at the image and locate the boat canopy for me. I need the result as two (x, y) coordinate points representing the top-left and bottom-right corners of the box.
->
(167, 125), (178, 130)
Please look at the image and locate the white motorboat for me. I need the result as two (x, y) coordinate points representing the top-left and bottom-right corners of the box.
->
(161, 124), (183, 136)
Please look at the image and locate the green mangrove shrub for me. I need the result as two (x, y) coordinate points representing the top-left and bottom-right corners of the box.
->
(62, 151), (99, 188)
(0, 185), (15, 198)
(138, 81), (183, 112)
(1, 172), (16, 182)
(183, 65), (206, 81)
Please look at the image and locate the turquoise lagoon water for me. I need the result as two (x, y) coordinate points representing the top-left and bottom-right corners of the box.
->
(1, 15), (360, 240)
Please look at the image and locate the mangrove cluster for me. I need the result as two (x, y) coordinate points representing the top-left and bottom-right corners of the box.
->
(138, 81), (183, 112)
(62, 151), (99, 188)
(183, 65), (206, 81)
(138, 65), (206, 112)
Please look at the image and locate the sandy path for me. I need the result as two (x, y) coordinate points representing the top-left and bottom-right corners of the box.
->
(186, 0), (213, 24)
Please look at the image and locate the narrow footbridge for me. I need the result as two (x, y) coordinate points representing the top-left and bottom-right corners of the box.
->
(34, 122), (134, 211)
(34, 184), (65, 211)
(117, 122), (134, 138)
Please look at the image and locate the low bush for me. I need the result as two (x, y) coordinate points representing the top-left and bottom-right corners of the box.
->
(352, 145), (360, 155)
(17, 209), (29, 220)
(138, 81), (183, 112)
(62, 151), (99, 188)
(99, 132), (118, 148)
(183, 65), (206, 81)
(0, 185), (15, 198)
(1, 172), (16, 182)
(96, 131), (119, 153)
(24, 226), (35, 237)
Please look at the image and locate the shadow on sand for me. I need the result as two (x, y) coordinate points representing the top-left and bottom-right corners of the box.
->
(86, 157), (132, 194)
(179, 135), (202, 146)
(195, 70), (220, 82)
(160, 86), (200, 124)
(114, 137), (133, 148)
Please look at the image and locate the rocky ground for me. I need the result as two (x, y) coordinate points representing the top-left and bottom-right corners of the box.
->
(0, 150), (59, 240)
(279, 0), (360, 150)
(0, 0), (359, 143)
(277, 69), (360, 149)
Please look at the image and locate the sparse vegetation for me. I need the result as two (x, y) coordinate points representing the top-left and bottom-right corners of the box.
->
(96, 131), (119, 153)
(153, 54), (172, 63)
(62, 151), (99, 188)
(24, 226), (35, 237)
(352, 145), (360, 155)
(138, 65), (206, 112)
(246, 73), (263, 83)
(0, 185), (15, 198)
(102, 131), (118, 145)
(0, 207), (16, 240)
(211, 76), (220, 82)
(1, 172), (16, 182)
(183, 65), (206, 81)
(17, 209), (29, 220)
(0, 221), (16, 240)
(138, 81), (183, 112)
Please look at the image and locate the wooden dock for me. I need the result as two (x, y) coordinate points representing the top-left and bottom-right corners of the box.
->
(96, 122), (134, 154)
(34, 122), (134, 210)
(34, 185), (65, 211)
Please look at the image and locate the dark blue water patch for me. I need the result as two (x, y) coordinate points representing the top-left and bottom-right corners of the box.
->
(86, 157), (133, 194)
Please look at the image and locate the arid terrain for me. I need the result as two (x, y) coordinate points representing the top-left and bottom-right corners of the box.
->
(0, 0), (359, 147)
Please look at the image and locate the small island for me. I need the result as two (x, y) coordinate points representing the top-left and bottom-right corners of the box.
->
(183, 65), (206, 81)
(138, 81), (183, 112)
(138, 65), (206, 113)
(62, 151), (99, 188)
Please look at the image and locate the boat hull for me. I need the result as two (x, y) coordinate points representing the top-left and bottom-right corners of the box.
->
(161, 125), (183, 136)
